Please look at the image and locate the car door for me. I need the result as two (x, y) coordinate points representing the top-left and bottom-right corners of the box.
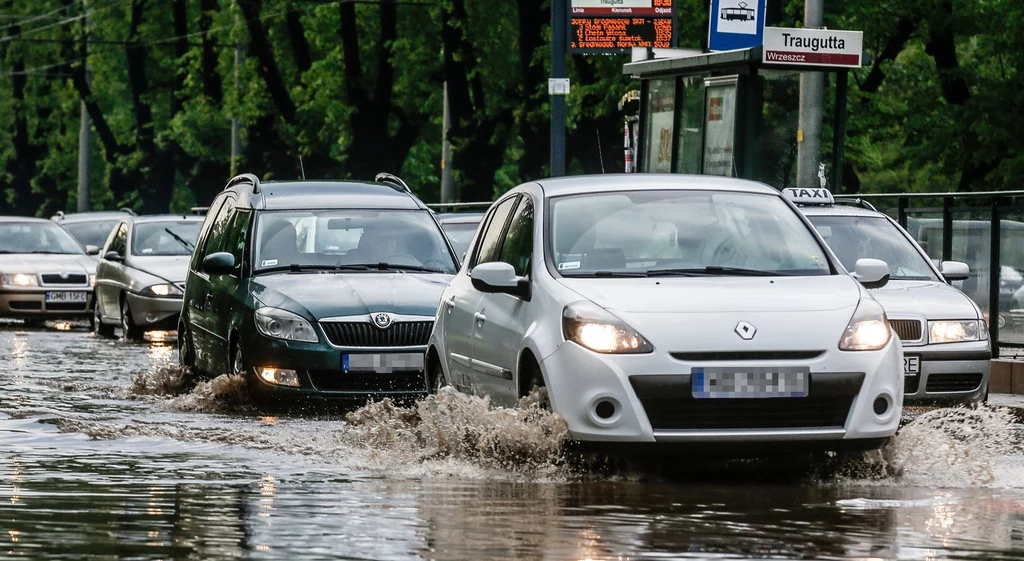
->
(444, 196), (519, 394)
(472, 195), (534, 406)
(95, 222), (128, 322)
(188, 195), (235, 373)
(207, 208), (253, 364)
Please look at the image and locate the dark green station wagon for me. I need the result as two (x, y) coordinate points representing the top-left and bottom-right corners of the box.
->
(178, 173), (459, 400)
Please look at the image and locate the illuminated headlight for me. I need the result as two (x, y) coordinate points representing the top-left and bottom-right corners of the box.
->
(562, 301), (653, 354)
(929, 320), (985, 344)
(0, 273), (38, 286)
(254, 307), (319, 343)
(141, 283), (183, 298)
(89, 274), (96, 287)
(839, 298), (891, 351)
(256, 367), (300, 387)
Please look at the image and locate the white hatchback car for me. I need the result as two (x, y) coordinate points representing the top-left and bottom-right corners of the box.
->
(425, 175), (904, 451)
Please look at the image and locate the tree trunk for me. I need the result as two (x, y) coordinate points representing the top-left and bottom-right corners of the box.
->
(199, 0), (223, 101)
(237, 0), (297, 123)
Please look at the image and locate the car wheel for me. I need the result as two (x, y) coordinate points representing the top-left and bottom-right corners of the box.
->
(94, 304), (115, 337)
(232, 343), (246, 377)
(120, 298), (143, 341)
(428, 360), (448, 394)
(178, 321), (196, 371)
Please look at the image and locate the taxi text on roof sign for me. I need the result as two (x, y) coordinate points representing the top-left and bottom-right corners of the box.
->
(762, 27), (863, 68)
(783, 187), (835, 206)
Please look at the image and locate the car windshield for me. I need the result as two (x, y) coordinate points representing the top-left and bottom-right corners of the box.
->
(63, 220), (119, 248)
(253, 209), (458, 274)
(548, 190), (832, 277)
(440, 222), (479, 257)
(0, 222), (84, 254)
(808, 215), (939, 281)
(132, 221), (202, 256)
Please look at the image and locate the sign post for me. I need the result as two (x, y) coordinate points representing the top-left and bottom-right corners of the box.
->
(762, 27), (864, 67)
(708, 0), (766, 52)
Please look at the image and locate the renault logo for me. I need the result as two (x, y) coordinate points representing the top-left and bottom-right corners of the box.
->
(734, 321), (756, 340)
(371, 312), (394, 330)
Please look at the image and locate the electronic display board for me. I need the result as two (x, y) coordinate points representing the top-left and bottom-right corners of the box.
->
(569, 0), (676, 54)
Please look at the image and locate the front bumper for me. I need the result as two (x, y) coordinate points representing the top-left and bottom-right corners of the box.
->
(241, 330), (428, 401)
(125, 292), (183, 329)
(0, 287), (93, 319)
(539, 339), (903, 446)
(901, 341), (990, 403)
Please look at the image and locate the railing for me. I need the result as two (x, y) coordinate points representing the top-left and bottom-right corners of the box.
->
(836, 190), (1024, 356)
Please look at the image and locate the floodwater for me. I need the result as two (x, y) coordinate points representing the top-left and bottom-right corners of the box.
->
(3, 323), (1024, 560)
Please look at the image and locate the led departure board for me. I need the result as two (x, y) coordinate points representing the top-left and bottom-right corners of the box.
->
(569, 0), (675, 54)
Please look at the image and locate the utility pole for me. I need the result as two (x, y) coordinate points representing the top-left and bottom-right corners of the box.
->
(76, 0), (91, 212)
(440, 81), (455, 202)
(796, 0), (823, 189)
(230, 11), (242, 176)
(550, 0), (567, 177)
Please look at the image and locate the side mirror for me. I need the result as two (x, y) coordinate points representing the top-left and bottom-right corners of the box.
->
(852, 258), (890, 289)
(940, 261), (970, 281)
(103, 251), (123, 263)
(85, 245), (100, 256)
(470, 262), (531, 301)
(202, 252), (237, 275)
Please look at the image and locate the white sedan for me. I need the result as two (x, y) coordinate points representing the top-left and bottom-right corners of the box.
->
(425, 175), (903, 451)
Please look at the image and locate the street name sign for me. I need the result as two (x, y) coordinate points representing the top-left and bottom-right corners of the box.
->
(762, 27), (864, 68)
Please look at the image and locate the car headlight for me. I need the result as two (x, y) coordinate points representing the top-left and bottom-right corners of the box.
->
(255, 307), (319, 343)
(562, 301), (653, 354)
(0, 273), (38, 287)
(839, 298), (891, 351)
(89, 274), (96, 287)
(929, 320), (985, 344)
(141, 283), (183, 298)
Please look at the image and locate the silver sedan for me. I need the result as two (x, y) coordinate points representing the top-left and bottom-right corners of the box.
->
(93, 215), (203, 340)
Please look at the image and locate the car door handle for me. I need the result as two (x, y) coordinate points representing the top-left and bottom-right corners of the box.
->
(473, 312), (486, 323)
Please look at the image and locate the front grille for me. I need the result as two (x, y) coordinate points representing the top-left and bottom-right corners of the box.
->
(41, 273), (87, 285)
(45, 302), (88, 311)
(890, 319), (923, 342)
(638, 396), (854, 430)
(671, 351), (824, 361)
(320, 321), (432, 348)
(9, 301), (42, 310)
(905, 376), (920, 394)
(926, 373), (983, 393)
(307, 370), (426, 393)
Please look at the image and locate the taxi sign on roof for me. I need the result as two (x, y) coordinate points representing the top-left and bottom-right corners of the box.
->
(783, 187), (834, 205)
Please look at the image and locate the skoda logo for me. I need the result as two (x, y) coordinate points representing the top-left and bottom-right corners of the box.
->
(59, 272), (69, 280)
(734, 321), (757, 340)
(371, 312), (394, 330)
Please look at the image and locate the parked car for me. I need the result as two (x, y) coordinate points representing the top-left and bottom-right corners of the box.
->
(426, 175), (903, 453)
(437, 212), (485, 260)
(788, 188), (990, 405)
(92, 214), (204, 339)
(52, 209), (134, 250)
(0, 216), (98, 322)
(178, 173), (459, 401)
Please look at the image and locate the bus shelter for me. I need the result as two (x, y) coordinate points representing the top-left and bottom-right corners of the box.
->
(622, 43), (861, 192)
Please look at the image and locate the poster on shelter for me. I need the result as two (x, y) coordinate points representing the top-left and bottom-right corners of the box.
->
(702, 82), (736, 176)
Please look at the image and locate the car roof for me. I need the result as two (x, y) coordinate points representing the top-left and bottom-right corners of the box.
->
(245, 180), (427, 211)
(0, 216), (53, 224)
(533, 174), (780, 198)
(52, 211), (133, 223)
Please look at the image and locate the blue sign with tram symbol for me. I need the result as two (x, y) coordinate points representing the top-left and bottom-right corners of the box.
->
(708, 0), (766, 52)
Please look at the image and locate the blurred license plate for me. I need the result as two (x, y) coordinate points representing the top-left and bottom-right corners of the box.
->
(691, 367), (809, 399)
(342, 353), (424, 373)
(45, 291), (87, 303)
(904, 356), (920, 377)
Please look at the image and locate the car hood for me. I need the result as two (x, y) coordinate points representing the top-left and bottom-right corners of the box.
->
(558, 275), (861, 314)
(128, 255), (190, 284)
(869, 280), (980, 320)
(250, 272), (452, 319)
(0, 253), (97, 275)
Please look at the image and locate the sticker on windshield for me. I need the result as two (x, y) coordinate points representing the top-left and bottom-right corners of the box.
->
(261, 259), (278, 267)
(558, 261), (581, 271)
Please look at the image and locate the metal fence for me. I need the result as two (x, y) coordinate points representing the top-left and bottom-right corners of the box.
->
(836, 190), (1024, 357)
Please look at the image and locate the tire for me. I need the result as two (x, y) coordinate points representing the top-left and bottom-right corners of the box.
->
(232, 342), (246, 377)
(94, 303), (115, 337)
(428, 360), (448, 394)
(520, 360), (544, 397)
(120, 298), (143, 341)
(178, 321), (196, 371)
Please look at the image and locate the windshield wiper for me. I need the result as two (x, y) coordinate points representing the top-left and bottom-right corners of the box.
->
(370, 262), (446, 273)
(562, 270), (647, 278)
(164, 228), (195, 251)
(256, 264), (355, 275)
(646, 266), (784, 277)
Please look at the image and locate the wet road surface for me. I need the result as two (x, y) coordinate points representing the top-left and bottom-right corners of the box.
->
(3, 322), (1024, 560)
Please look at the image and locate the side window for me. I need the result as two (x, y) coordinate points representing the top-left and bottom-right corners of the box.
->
(190, 195), (229, 272)
(498, 197), (534, 276)
(200, 198), (237, 260)
(470, 196), (518, 268)
(110, 224), (128, 257)
(224, 210), (252, 265)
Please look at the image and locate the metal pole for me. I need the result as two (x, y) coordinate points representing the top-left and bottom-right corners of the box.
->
(989, 197), (1001, 356)
(897, 196), (908, 229)
(942, 197), (953, 262)
(550, 0), (567, 177)
(441, 81), (455, 202)
(230, 11), (242, 176)
(76, 0), (91, 212)
(831, 70), (848, 194)
(796, 0), (823, 188)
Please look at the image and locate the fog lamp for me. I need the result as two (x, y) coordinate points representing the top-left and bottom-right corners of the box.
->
(256, 367), (300, 387)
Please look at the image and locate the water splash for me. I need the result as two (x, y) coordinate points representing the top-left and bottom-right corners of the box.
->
(130, 365), (195, 397)
(168, 374), (251, 413)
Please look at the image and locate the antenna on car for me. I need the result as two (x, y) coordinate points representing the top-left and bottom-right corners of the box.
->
(375, 172), (411, 194)
(299, 156), (306, 180)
